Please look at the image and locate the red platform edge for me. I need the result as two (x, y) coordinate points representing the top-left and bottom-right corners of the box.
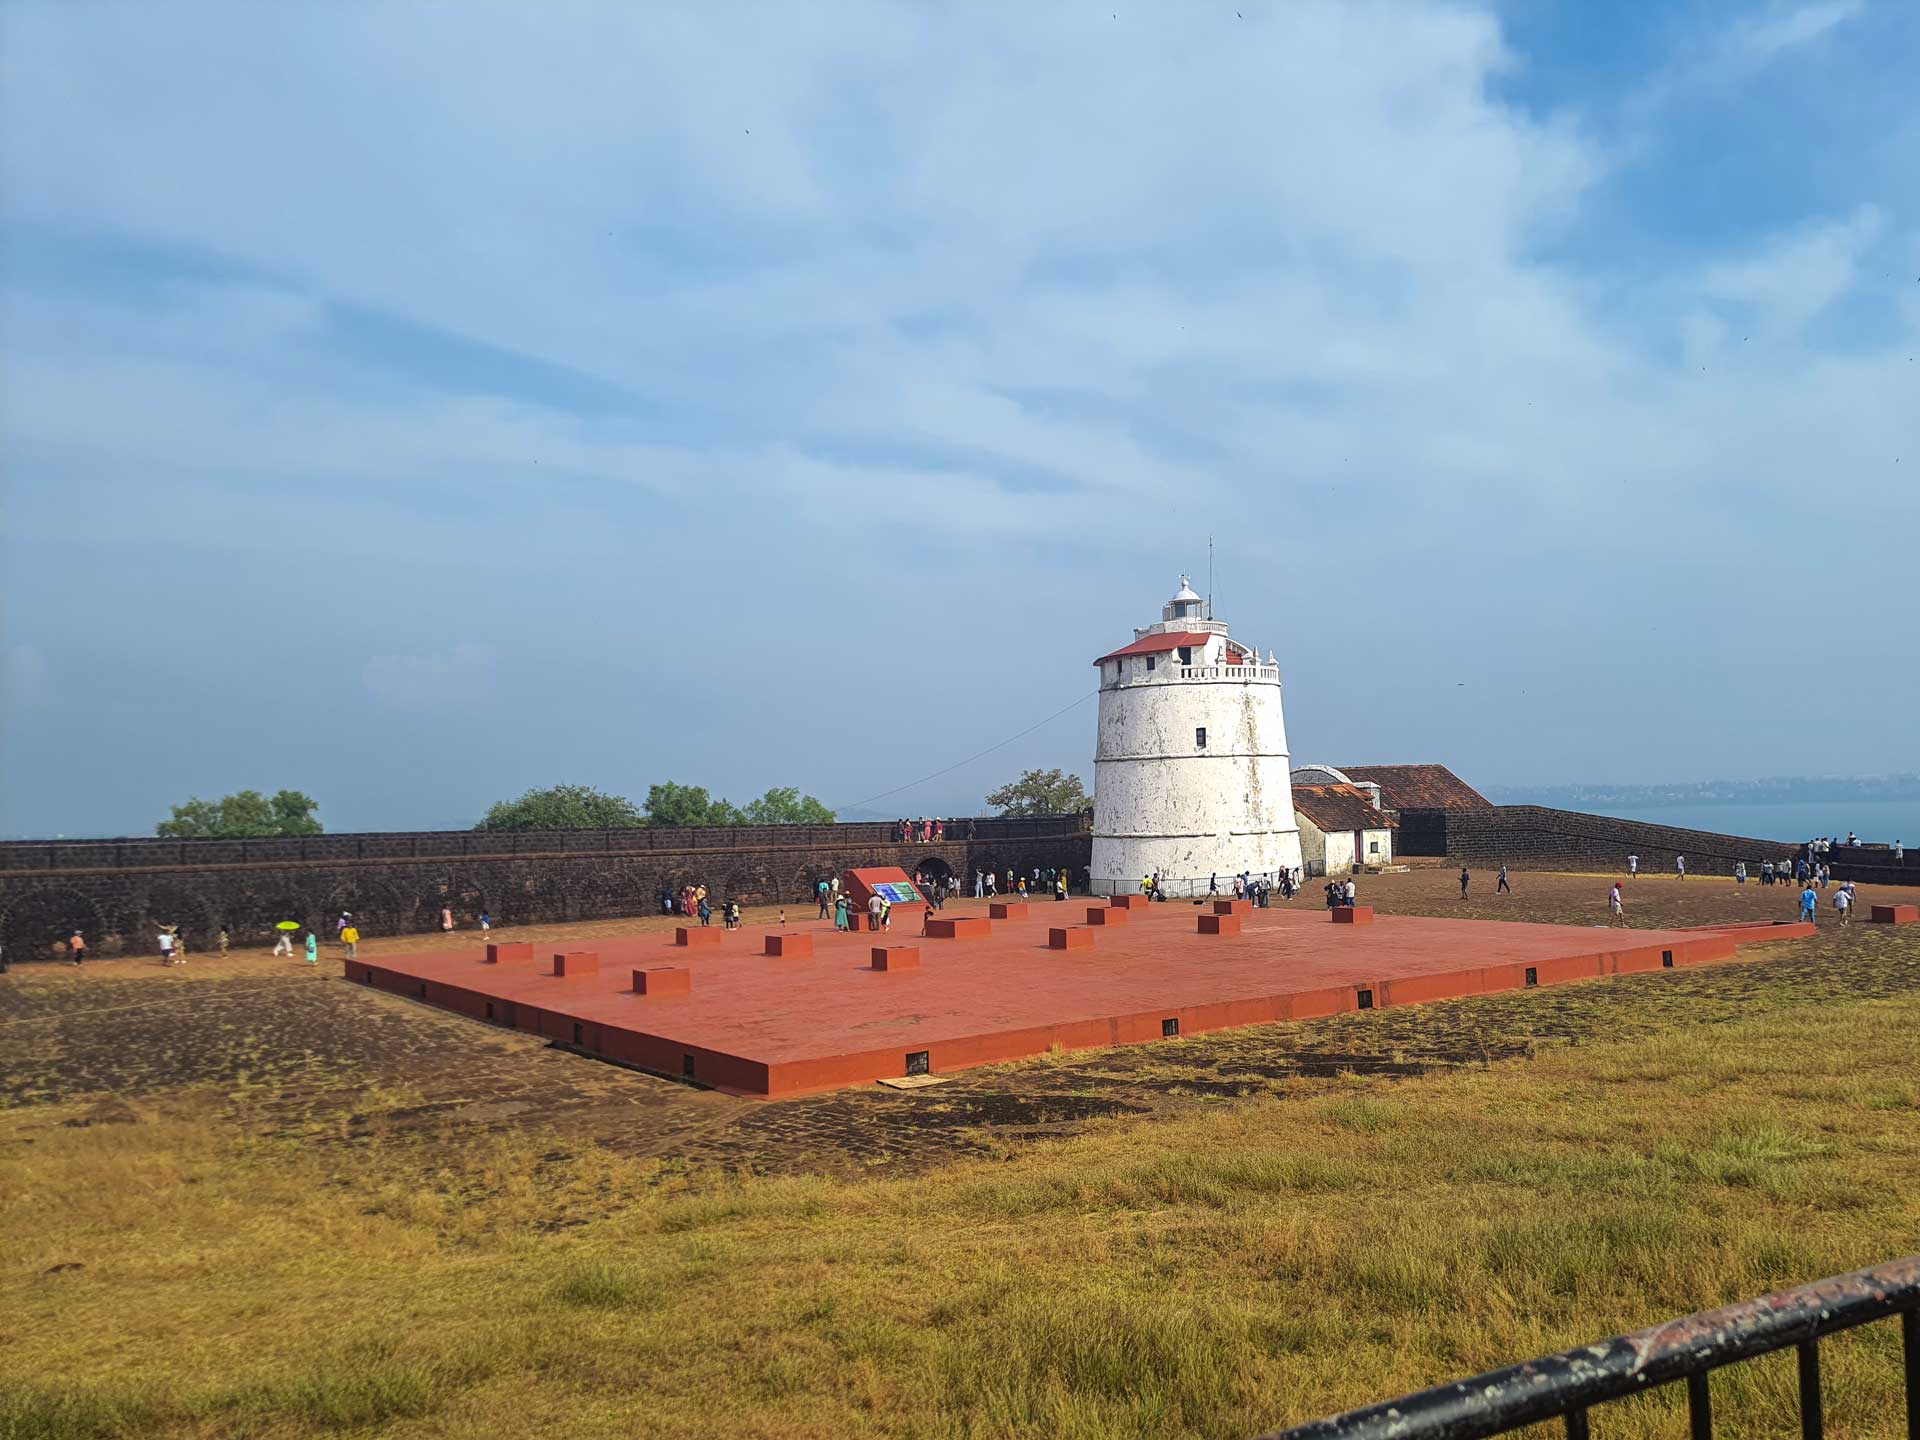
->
(345, 914), (1811, 1100)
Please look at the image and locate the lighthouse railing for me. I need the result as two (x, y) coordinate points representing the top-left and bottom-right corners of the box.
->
(1178, 664), (1280, 681)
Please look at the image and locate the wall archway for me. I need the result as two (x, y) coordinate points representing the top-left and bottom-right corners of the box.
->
(1, 887), (109, 961)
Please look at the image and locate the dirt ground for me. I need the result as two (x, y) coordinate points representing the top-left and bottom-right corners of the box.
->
(3, 865), (1915, 1180)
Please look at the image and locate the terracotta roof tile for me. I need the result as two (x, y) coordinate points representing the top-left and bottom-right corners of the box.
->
(1337, 764), (1491, 811)
(1093, 632), (1214, 664)
(1292, 785), (1397, 833)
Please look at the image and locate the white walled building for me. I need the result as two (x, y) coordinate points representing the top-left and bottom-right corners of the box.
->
(1292, 784), (1397, 877)
(1089, 578), (1304, 895)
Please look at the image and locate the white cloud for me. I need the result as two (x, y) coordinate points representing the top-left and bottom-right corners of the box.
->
(362, 643), (500, 711)
(1725, 0), (1864, 69)
(1701, 205), (1883, 340)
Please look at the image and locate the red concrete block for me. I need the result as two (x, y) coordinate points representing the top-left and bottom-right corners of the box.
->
(764, 933), (814, 957)
(1197, 913), (1242, 936)
(927, 916), (992, 940)
(1049, 926), (1095, 950)
(1869, 904), (1918, 924)
(551, 950), (599, 977)
(484, 942), (533, 965)
(676, 926), (722, 947)
(846, 912), (875, 932)
(1213, 899), (1250, 916)
(1110, 894), (1149, 910)
(871, 946), (920, 971)
(990, 901), (1030, 920)
(1332, 907), (1376, 926)
(631, 966), (690, 996)
(1086, 906), (1130, 926)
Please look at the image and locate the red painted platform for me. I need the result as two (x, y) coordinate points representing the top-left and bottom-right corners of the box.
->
(1869, 904), (1917, 925)
(345, 906), (1812, 1099)
(1332, 906), (1375, 925)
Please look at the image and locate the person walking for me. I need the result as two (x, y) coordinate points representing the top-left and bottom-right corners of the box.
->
(1833, 887), (1852, 926)
(697, 895), (712, 927)
(1628, 853), (1639, 878)
(817, 879), (831, 919)
(158, 926), (177, 966)
(218, 925), (230, 956)
(868, 892), (883, 931)
(1675, 854), (1686, 881)
(440, 906), (454, 933)
(973, 869), (985, 899)
(304, 930), (319, 966)
(341, 920), (360, 960)
(1459, 867), (1470, 898)
(1608, 882), (1626, 926)
(1799, 883), (1818, 924)
(1209, 873), (1219, 896)
(833, 894), (849, 931)
(985, 871), (997, 898)
(1055, 871), (1067, 901)
(69, 929), (87, 965)
(479, 910), (492, 933)
(1343, 877), (1357, 907)
(1496, 865), (1512, 896)
(272, 927), (295, 958)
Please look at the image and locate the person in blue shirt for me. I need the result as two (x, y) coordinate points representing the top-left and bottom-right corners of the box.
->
(1799, 885), (1818, 923)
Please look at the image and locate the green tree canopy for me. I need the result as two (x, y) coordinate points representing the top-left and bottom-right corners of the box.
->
(472, 781), (838, 831)
(474, 784), (646, 831)
(742, 786), (836, 825)
(158, 789), (323, 838)
(644, 782), (745, 828)
(984, 768), (1089, 818)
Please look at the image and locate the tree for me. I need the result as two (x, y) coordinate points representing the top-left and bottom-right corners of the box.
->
(743, 787), (837, 825)
(158, 789), (323, 838)
(644, 782), (746, 828)
(984, 768), (1089, 818)
(474, 784), (646, 831)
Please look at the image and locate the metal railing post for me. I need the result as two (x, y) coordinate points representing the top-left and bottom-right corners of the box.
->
(1798, 1341), (1823, 1440)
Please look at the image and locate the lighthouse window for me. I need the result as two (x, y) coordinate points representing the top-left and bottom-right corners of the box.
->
(1195, 727), (1207, 748)
(1145, 656), (1156, 672)
(1178, 646), (1191, 664)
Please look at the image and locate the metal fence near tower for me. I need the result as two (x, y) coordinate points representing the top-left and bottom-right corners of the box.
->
(1260, 1256), (1920, 1440)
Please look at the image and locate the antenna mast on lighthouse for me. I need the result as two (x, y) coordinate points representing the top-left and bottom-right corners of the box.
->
(1207, 536), (1214, 620)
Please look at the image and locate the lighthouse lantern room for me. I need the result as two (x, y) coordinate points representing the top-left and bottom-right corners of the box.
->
(1089, 577), (1303, 895)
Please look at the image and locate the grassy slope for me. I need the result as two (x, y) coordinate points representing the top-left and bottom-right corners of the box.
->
(4, 985), (1917, 1439)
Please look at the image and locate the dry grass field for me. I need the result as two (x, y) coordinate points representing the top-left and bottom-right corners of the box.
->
(3, 867), (1917, 1439)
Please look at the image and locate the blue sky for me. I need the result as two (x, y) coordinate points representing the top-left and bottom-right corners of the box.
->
(2, 1), (1915, 837)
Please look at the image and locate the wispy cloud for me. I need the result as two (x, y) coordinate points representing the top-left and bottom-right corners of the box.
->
(363, 644), (500, 711)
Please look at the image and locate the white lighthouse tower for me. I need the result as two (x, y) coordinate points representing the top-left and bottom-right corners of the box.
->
(1089, 577), (1303, 895)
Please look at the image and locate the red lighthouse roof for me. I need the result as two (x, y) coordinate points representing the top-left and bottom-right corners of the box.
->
(1093, 631), (1214, 665)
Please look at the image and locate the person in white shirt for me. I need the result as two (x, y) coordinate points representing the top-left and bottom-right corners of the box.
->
(1675, 855), (1686, 880)
(1833, 888), (1852, 926)
(1608, 883), (1625, 926)
(1628, 854), (1639, 877)
(1343, 877), (1357, 906)
(868, 893), (883, 930)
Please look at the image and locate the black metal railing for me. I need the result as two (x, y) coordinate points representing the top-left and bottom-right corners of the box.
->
(1262, 1256), (1919, 1440)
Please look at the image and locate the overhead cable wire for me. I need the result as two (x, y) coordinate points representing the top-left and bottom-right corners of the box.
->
(833, 689), (1097, 814)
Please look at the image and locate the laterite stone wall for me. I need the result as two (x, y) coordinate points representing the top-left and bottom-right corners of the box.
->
(0, 819), (1092, 961)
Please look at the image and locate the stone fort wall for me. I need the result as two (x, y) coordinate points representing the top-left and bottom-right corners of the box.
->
(0, 818), (1092, 961)
(1446, 805), (1805, 878)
